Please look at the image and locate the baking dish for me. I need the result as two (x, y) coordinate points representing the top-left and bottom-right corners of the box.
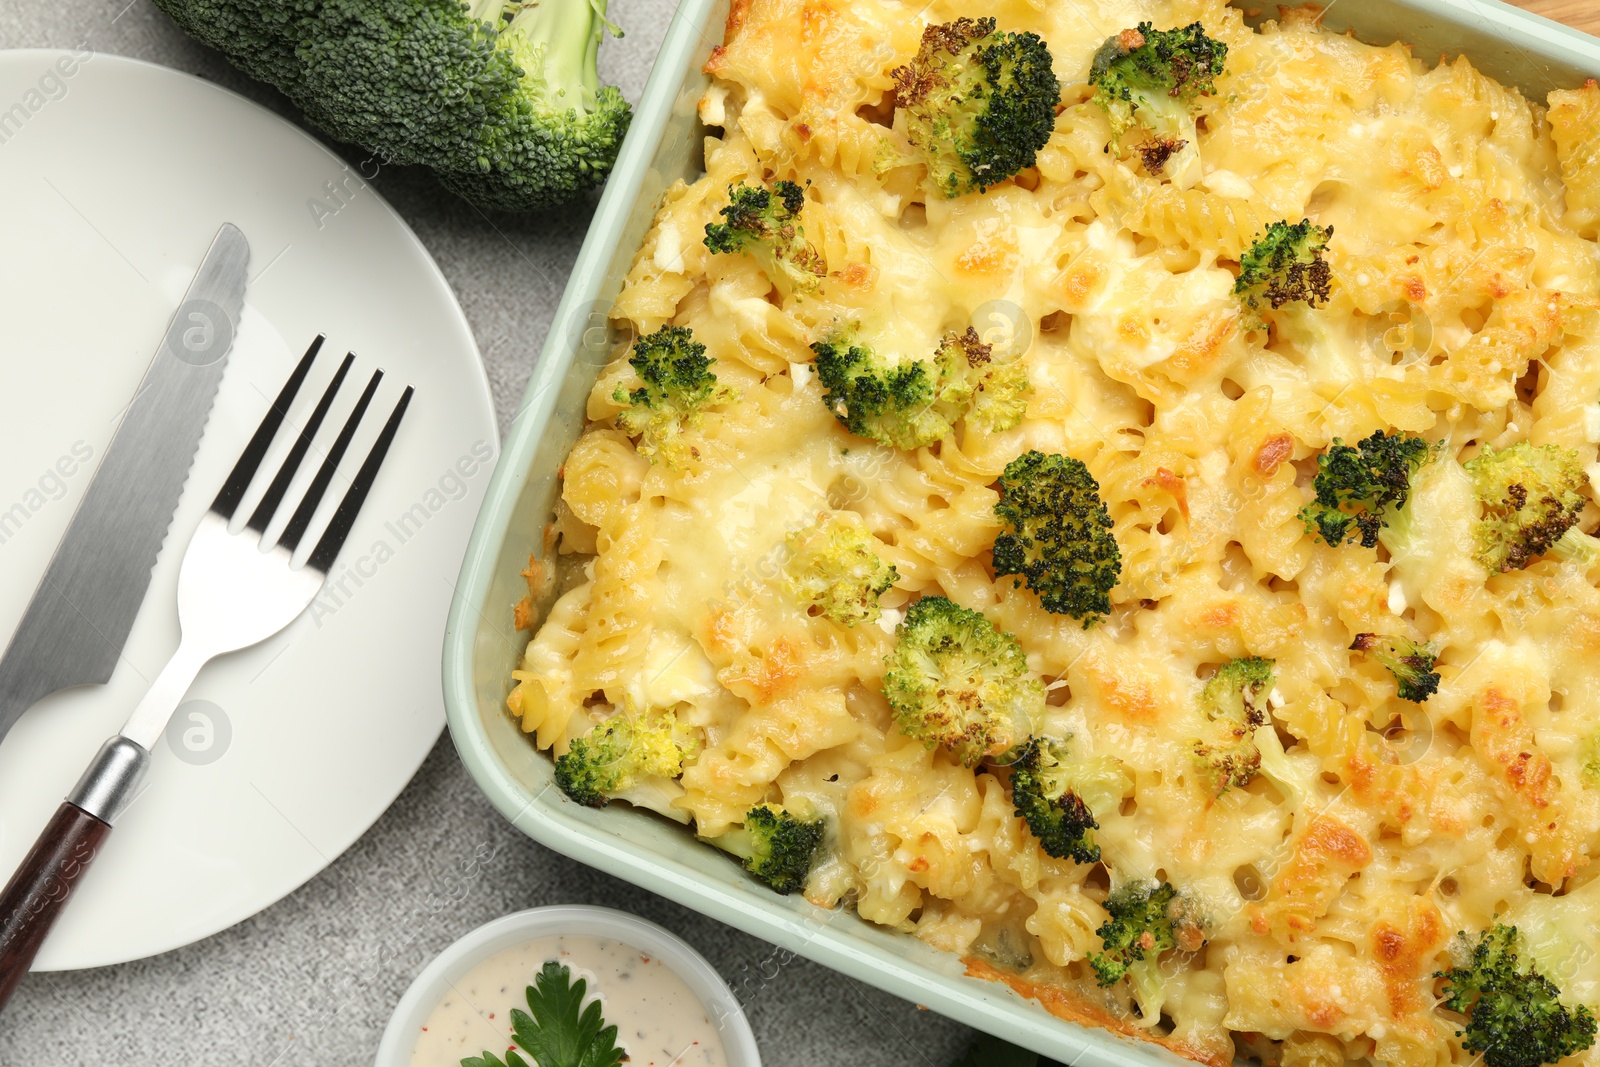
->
(442, 1), (1600, 1059)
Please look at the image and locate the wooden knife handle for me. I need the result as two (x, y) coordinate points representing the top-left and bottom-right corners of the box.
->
(0, 802), (111, 1009)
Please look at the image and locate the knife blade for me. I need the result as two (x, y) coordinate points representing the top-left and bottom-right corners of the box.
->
(0, 223), (250, 745)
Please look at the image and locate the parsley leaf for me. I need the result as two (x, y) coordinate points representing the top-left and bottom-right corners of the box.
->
(460, 960), (625, 1067)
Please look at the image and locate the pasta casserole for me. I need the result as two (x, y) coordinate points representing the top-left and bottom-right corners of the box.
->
(509, 1), (1600, 1064)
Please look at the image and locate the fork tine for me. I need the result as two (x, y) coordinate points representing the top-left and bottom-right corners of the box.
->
(307, 386), (413, 573)
(276, 369), (383, 553)
(211, 335), (323, 519)
(245, 352), (355, 534)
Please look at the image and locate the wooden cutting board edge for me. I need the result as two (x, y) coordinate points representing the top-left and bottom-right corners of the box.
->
(1500, 0), (1600, 38)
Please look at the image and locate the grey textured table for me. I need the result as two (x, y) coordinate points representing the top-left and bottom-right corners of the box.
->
(0, 2), (974, 1062)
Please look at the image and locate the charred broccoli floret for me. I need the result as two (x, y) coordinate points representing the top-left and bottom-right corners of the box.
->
(708, 804), (825, 894)
(883, 595), (1044, 767)
(891, 17), (1059, 198)
(1091, 879), (1206, 1024)
(1466, 441), (1589, 573)
(1350, 633), (1440, 702)
(992, 451), (1121, 625)
(813, 326), (1022, 449)
(1008, 737), (1101, 864)
(1192, 657), (1273, 794)
(554, 707), (699, 819)
(1300, 430), (1433, 548)
(938, 327), (1031, 432)
(782, 512), (898, 626)
(1090, 22), (1227, 184)
(612, 325), (736, 465)
(1235, 219), (1335, 311)
(703, 180), (826, 297)
(1438, 924), (1598, 1067)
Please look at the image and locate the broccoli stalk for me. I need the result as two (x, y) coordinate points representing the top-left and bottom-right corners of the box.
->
(1439, 924), (1598, 1067)
(554, 706), (699, 822)
(612, 325), (736, 466)
(1091, 880), (1207, 1025)
(992, 451), (1122, 625)
(813, 326), (1026, 449)
(707, 804), (825, 894)
(782, 512), (898, 626)
(883, 596), (1044, 767)
(1466, 441), (1589, 573)
(1235, 220), (1335, 312)
(1007, 737), (1102, 864)
(1300, 430), (1434, 548)
(1090, 22), (1228, 188)
(153, 0), (631, 211)
(703, 180), (827, 298)
(891, 18), (1060, 198)
(1191, 657), (1273, 795)
(1350, 633), (1440, 702)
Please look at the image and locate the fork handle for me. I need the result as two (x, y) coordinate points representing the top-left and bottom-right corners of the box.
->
(0, 737), (149, 1014)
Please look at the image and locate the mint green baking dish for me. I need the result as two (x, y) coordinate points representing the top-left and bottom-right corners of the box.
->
(443, 1), (1600, 1059)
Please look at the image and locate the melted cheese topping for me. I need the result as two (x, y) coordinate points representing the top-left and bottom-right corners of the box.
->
(513, 4), (1600, 1065)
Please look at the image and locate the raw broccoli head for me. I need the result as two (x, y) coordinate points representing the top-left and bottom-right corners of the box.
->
(1090, 22), (1227, 178)
(1350, 634), (1440, 702)
(992, 451), (1122, 625)
(1192, 657), (1274, 794)
(554, 707), (698, 807)
(892, 17), (1060, 198)
(883, 595), (1044, 767)
(713, 804), (825, 894)
(613, 325), (736, 465)
(782, 513), (898, 626)
(1466, 441), (1589, 573)
(703, 180), (827, 297)
(1008, 737), (1101, 864)
(1090, 879), (1205, 986)
(1438, 924), (1598, 1067)
(1300, 430), (1433, 548)
(1235, 219), (1335, 311)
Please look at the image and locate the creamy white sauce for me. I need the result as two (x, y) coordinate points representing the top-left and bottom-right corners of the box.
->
(409, 935), (727, 1067)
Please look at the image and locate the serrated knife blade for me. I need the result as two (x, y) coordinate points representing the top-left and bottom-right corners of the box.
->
(0, 223), (250, 746)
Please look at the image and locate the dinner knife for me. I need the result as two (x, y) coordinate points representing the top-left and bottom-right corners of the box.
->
(0, 223), (250, 746)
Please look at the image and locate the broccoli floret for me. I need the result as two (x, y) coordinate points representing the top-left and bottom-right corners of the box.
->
(883, 596), (1044, 767)
(1235, 219), (1335, 311)
(1350, 633), (1440, 702)
(1300, 430), (1433, 548)
(939, 327), (1031, 432)
(153, 0), (632, 211)
(813, 327), (1013, 449)
(1439, 924), (1598, 1067)
(554, 706), (698, 818)
(1090, 22), (1227, 184)
(992, 451), (1122, 625)
(1090, 879), (1207, 1024)
(708, 804), (825, 894)
(891, 18), (1059, 198)
(612, 325), (736, 465)
(1008, 737), (1101, 864)
(703, 180), (827, 297)
(782, 513), (898, 626)
(1192, 657), (1273, 794)
(1466, 442), (1589, 573)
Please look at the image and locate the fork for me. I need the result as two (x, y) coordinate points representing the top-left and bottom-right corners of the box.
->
(0, 337), (412, 1008)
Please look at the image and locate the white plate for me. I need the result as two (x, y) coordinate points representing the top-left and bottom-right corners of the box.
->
(0, 49), (497, 969)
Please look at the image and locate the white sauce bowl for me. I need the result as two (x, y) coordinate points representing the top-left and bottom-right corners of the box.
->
(375, 905), (762, 1067)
